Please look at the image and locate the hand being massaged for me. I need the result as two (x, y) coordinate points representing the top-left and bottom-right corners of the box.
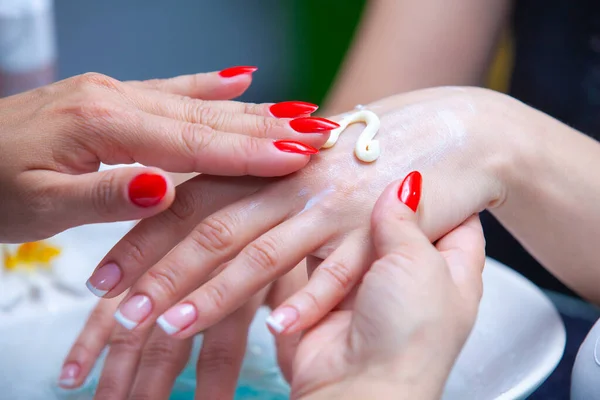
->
(62, 177), (485, 400)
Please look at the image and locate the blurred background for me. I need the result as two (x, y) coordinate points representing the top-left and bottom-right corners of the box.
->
(1, 1), (599, 398)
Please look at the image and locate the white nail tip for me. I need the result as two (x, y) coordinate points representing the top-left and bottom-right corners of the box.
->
(57, 378), (76, 388)
(265, 315), (284, 334)
(157, 316), (180, 335)
(85, 281), (108, 297)
(114, 309), (138, 330)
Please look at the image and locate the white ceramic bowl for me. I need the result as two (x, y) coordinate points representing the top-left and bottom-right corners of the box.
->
(0, 220), (565, 399)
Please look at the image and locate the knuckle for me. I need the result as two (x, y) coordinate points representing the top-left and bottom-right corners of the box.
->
(195, 105), (227, 128)
(318, 260), (354, 292)
(139, 339), (180, 369)
(167, 186), (200, 222)
(145, 266), (182, 300)
(91, 173), (117, 217)
(203, 282), (227, 311)
(198, 342), (237, 374)
(116, 236), (147, 269)
(189, 214), (236, 254)
(75, 72), (122, 92)
(181, 122), (216, 160)
(109, 330), (145, 354)
(243, 236), (280, 274)
(243, 102), (263, 115)
(295, 290), (323, 314)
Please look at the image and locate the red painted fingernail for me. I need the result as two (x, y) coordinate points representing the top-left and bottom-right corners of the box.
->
(218, 66), (258, 78)
(273, 140), (318, 155)
(289, 117), (340, 133)
(398, 171), (422, 212)
(128, 173), (167, 208)
(270, 101), (319, 118)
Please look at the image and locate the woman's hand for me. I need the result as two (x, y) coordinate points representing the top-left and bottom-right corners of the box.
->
(290, 178), (485, 400)
(59, 264), (306, 399)
(0, 67), (336, 243)
(86, 87), (506, 338)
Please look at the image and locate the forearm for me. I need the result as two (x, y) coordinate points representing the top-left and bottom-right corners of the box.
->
(323, 0), (512, 115)
(493, 96), (600, 303)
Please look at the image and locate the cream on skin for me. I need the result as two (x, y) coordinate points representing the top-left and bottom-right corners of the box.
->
(323, 110), (382, 162)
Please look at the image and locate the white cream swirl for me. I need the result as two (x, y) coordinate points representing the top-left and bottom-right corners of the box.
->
(322, 110), (381, 162)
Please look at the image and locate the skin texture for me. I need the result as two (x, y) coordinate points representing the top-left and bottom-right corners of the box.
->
(0, 70), (329, 243)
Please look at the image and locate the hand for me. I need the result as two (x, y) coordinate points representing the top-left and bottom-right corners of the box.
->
(0, 67), (335, 242)
(290, 179), (485, 400)
(87, 87), (504, 338)
(59, 265), (306, 399)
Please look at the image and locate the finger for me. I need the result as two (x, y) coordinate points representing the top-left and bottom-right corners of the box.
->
(157, 207), (332, 339)
(93, 327), (151, 400)
(127, 329), (193, 400)
(370, 171), (430, 257)
(86, 175), (261, 299)
(26, 167), (175, 231)
(126, 67), (257, 100)
(435, 214), (486, 303)
(264, 263), (307, 381)
(92, 110), (322, 176)
(110, 187), (292, 332)
(58, 297), (121, 388)
(267, 232), (372, 335)
(131, 91), (330, 147)
(195, 296), (260, 400)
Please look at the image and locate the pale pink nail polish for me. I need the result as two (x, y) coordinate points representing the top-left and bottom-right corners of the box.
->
(157, 303), (197, 335)
(58, 362), (80, 387)
(114, 295), (152, 330)
(86, 262), (121, 297)
(266, 307), (298, 334)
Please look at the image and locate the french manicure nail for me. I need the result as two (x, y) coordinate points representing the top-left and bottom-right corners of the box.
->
(398, 171), (423, 212)
(218, 66), (258, 78)
(58, 362), (80, 387)
(157, 303), (197, 335)
(273, 140), (318, 155)
(128, 173), (167, 208)
(266, 307), (299, 334)
(270, 101), (319, 118)
(86, 262), (121, 297)
(289, 117), (340, 133)
(114, 294), (152, 330)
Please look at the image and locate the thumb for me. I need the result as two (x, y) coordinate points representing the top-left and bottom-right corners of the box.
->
(34, 167), (175, 229)
(370, 171), (427, 257)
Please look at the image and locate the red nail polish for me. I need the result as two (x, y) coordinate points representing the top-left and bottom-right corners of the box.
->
(289, 117), (340, 133)
(398, 171), (422, 212)
(128, 173), (167, 208)
(218, 66), (258, 78)
(273, 140), (318, 155)
(270, 101), (319, 118)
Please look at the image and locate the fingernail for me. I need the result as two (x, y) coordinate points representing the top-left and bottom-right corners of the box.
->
(86, 262), (121, 297)
(289, 117), (340, 133)
(270, 101), (319, 118)
(273, 140), (318, 155)
(157, 303), (197, 335)
(398, 171), (423, 212)
(218, 66), (258, 78)
(266, 307), (299, 334)
(114, 294), (152, 330)
(128, 173), (167, 208)
(58, 362), (80, 387)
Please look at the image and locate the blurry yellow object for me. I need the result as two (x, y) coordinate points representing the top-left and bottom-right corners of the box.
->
(2, 242), (61, 272)
(486, 29), (514, 93)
